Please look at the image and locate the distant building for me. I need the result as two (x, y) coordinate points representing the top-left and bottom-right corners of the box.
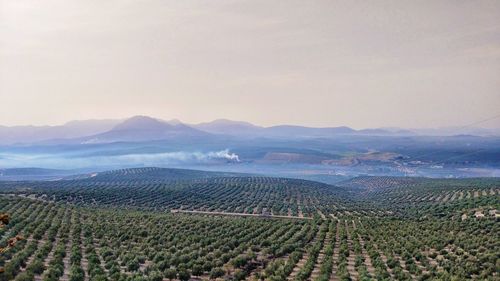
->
(261, 208), (271, 217)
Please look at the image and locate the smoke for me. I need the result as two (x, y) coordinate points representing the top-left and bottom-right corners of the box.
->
(206, 149), (240, 162)
(0, 149), (240, 169)
(114, 149), (239, 163)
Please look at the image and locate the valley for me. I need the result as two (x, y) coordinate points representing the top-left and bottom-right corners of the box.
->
(3, 1), (499, 280)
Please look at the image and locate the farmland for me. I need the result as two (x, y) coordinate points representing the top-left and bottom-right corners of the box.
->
(3, 1), (500, 280)
(0, 168), (499, 281)
(0, 168), (357, 218)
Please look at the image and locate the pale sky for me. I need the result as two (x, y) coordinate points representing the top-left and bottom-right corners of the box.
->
(1, 0), (500, 129)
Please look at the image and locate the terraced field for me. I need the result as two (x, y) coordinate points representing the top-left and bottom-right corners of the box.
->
(0, 168), (499, 280)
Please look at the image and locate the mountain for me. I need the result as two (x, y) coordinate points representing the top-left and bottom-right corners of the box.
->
(112, 115), (174, 131)
(194, 120), (407, 138)
(0, 119), (121, 145)
(80, 116), (209, 143)
(1, 116), (498, 146)
(194, 120), (361, 137)
(193, 119), (264, 135)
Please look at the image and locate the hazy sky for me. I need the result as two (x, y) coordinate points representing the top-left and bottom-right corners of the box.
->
(1, 0), (499, 129)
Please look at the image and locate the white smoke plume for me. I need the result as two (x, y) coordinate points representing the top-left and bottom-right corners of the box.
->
(0, 149), (240, 169)
(116, 149), (239, 162)
(205, 149), (240, 162)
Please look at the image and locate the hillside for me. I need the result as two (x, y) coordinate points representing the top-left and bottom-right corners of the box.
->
(0, 168), (353, 217)
(1, 168), (498, 218)
(64, 167), (240, 182)
(0, 168), (498, 281)
(0, 192), (497, 281)
(0, 119), (120, 145)
(0, 168), (75, 181)
(80, 116), (209, 143)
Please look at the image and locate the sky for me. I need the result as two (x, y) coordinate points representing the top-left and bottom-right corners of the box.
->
(1, 0), (499, 129)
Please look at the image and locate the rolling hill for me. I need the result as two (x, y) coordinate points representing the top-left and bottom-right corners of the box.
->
(0, 167), (498, 280)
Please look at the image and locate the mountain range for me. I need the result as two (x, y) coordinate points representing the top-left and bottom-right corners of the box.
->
(0, 115), (498, 145)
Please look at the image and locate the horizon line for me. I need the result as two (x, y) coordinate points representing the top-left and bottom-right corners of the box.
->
(1, 114), (499, 131)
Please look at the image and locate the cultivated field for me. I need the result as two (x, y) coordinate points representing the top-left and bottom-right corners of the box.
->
(0, 168), (498, 281)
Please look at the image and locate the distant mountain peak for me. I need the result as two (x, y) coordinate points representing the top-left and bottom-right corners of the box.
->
(80, 115), (209, 143)
(111, 115), (172, 131)
(209, 119), (257, 126)
(193, 119), (263, 135)
(63, 118), (121, 126)
(165, 119), (183, 125)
